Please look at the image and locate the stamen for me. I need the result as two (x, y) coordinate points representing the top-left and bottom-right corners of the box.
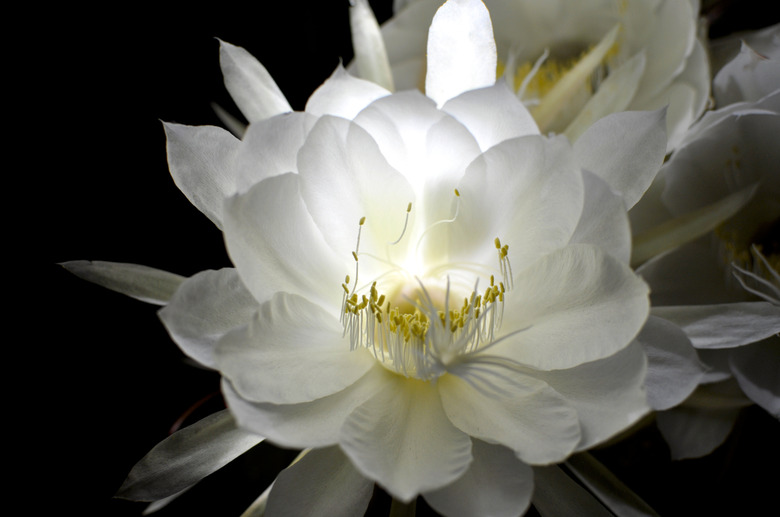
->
(388, 202), (413, 246)
(517, 47), (550, 103)
(415, 190), (462, 259)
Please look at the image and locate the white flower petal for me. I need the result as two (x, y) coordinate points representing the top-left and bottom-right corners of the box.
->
(216, 293), (374, 404)
(233, 112), (316, 193)
(573, 107), (667, 209)
(425, 0), (497, 107)
(297, 115), (416, 260)
(219, 40), (291, 123)
(652, 302), (780, 350)
(568, 170), (632, 264)
(61, 260), (184, 306)
(423, 440), (534, 517)
(221, 365), (387, 449)
(453, 134), (584, 269)
(528, 342), (649, 451)
(305, 65), (391, 120)
(498, 244), (650, 370)
(656, 405), (741, 460)
(163, 122), (240, 229)
(117, 410), (263, 501)
(349, 0), (395, 91)
(340, 374), (473, 502)
(159, 268), (259, 370)
(439, 363), (580, 465)
(636, 316), (704, 411)
(714, 41), (780, 106)
(729, 339), (780, 417)
(265, 447), (374, 517)
(223, 172), (345, 309)
(441, 81), (539, 150)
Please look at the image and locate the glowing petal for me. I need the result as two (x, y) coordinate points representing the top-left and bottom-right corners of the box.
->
(305, 64), (390, 119)
(425, 0), (497, 107)
(349, 0), (395, 91)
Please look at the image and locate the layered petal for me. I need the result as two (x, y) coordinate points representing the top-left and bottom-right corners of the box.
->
(496, 244), (650, 370)
(265, 447), (374, 517)
(573, 108), (667, 210)
(216, 293), (374, 404)
(637, 316), (705, 411)
(340, 374), (473, 501)
(305, 65), (390, 120)
(423, 440), (534, 517)
(221, 365), (388, 449)
(439, 360), (580, 465)
(223, 172), (345, 309)
(159, 268), (259, 369)
(525, 342), (649, 451)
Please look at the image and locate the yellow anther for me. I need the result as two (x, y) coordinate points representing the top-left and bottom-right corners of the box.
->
(352, 251), (359, 261)
(406, 202), (412, 213)
(454, 188), (460, 197)
(359, 216), (366, 226)
(342, 283), (350, 294)
(377, 294), (386, 307)
(495, 237), (502, 249)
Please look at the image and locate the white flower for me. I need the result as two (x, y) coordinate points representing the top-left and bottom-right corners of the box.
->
(629, 32), (780, 458)
(352, 0), (710, 150)
(66, 1), (674, 513)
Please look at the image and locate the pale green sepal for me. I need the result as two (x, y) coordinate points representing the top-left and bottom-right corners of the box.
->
(219, 40), (292, 123)
(61, 260), (185, 306)
(566, 452), (660, 517)
(117, 410), (264, 502)
(631, 183), (757, 267)
(350, 0), (395, 91)
(211, 102), (247, 138)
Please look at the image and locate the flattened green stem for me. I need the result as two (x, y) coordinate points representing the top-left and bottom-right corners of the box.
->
(631, 184), (758, 268)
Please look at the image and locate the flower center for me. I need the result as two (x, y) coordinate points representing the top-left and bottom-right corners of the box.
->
(339, 212), (513, 380)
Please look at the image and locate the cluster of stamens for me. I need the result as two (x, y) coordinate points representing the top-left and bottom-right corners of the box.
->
(339, 204), (513, 379)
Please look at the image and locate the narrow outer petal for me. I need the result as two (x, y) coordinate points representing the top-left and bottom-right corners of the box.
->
(265, 447), (374, 517)
(61, 260), (184, 306)
(164, 122), (240, 230)
(349, 0), (395, 91)
(159, 268), (259, 370)
(216, 292), (375, 404)
(423, 440), (534, 517)
(425, 0), (497, 107)
(117, 410), (263, 501)
(305, 65), (390, 120)
(729, 339), (780, 417)
(652, 302), (780, 349)
(340, 373), (473, 502)
(219, 40), (292, 123)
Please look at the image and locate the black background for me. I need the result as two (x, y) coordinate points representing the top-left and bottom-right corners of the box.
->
(36, 1), (779, 515)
